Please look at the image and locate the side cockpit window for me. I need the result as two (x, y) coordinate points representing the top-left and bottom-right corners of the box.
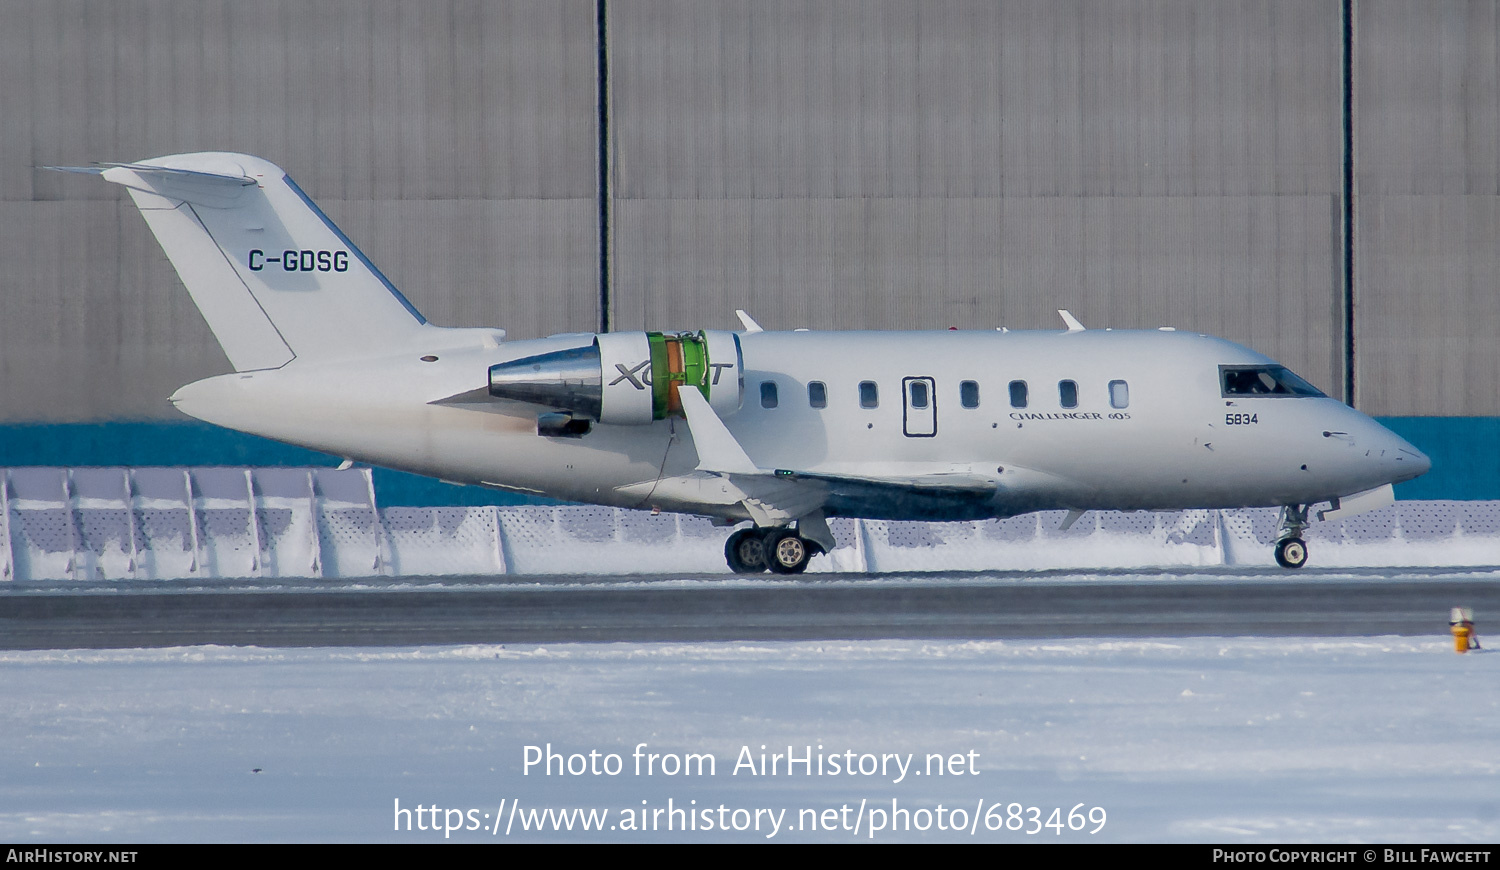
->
(1220, 366), (1326, 398)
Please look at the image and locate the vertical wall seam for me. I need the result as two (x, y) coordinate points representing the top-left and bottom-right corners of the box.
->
(596, 0), (612, 334)
(0, 471), (11, 581)
(1342, 0), (1357, 407)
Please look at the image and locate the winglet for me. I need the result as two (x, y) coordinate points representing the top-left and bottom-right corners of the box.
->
(735, 310), (765, 333)
(1058, 309), (1086, 332)
(678, 387), (761, 474)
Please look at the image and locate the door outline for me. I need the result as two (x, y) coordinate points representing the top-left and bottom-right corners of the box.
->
(902, 376), (937, 438)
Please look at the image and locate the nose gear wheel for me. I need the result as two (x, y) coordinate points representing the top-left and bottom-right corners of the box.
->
(1274, 505), (1311, 569)
(1274, 537), (1308, 569)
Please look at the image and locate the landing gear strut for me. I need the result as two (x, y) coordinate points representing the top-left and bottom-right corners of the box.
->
(1274, 504), (1310, 569)
(723, 525), (826, 574)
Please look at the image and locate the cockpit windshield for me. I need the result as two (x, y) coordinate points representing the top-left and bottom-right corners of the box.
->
(1220, 365), (1326, 398)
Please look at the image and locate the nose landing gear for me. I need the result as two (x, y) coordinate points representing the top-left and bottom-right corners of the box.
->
(1274, 504), (1310, 569)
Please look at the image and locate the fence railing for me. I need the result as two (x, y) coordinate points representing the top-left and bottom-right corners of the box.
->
(1, 468), (1494, 581)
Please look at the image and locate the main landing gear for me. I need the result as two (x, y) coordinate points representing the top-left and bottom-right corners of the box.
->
(1274, 504), (1310, 569)
(724, 526), (826, 574)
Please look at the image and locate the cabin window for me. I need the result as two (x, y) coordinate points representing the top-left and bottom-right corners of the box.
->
(1109, 380), (1129, 409)
(1059, 380), (1078, 409)
(859, 381), (879, 409)
(908, 380), (929, 409)
(807, 381), (827, 408)
(1009, 380), (1028, 408)
(960, 380), (980, 409)
(760, 381), (778, 409)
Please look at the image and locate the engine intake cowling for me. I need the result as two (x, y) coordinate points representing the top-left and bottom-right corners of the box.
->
(488, 330), (743, 425)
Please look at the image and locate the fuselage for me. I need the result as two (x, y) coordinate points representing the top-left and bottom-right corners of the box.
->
(77, 151), (1428, 572)
(169, 326), (1429, 523)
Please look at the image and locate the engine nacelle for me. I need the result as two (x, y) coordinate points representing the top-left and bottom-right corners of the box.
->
(488, 329), (743, 425)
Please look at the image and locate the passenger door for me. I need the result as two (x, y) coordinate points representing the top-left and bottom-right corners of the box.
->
(902, 376), (937, 437)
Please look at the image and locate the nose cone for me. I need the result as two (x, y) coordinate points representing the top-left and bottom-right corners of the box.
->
(1397, 439), (1432, 480)
(1368, 422), (1431, 484)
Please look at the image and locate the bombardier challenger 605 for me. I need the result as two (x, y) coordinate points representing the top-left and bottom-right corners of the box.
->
(54, 153), (1430, 572)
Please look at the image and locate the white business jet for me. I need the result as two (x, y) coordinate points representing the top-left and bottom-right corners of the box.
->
(53, 153), (1430, 573)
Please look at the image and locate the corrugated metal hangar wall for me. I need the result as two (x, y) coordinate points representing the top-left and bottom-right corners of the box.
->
(2, 0), (601, 423)
(0, 0), (1494, 499)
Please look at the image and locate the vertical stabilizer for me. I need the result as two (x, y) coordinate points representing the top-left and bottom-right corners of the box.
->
(59, 153), (427, 370)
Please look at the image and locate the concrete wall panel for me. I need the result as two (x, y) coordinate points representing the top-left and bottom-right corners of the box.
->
(11, 0), (599, 202)
(0, 196), (598, 422)
(1356, 0), (1500, 414)
(609, 0), (1342, 199)
(0, 0), (600, 422)
(1357, 195), (1500, 416)
(614, 194), (1342, 395)
(328, 199), (602, 341)
(4, 0), (1495, 423)
(609, 0), (1343, 396)
(0, 200), (219, 421)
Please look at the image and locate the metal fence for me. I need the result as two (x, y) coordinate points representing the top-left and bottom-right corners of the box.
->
(1, 467), (1494, 581)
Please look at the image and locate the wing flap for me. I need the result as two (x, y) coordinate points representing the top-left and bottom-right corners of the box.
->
(772, 468), (998, 494)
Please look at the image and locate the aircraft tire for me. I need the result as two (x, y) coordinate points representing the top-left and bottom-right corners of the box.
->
(725, 528), (769, 573)
(765, 529), (812, 575)
(1274, 537), (1309, 569)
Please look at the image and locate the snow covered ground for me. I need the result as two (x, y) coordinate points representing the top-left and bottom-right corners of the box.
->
(0, 636), (1495, 843)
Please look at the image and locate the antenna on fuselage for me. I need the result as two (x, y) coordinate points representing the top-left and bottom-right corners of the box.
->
(1058, 310), (1086, 332)
(735, 310), (764, 333)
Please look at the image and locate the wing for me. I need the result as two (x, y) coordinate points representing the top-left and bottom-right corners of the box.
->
(676, 387), (999, 524)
